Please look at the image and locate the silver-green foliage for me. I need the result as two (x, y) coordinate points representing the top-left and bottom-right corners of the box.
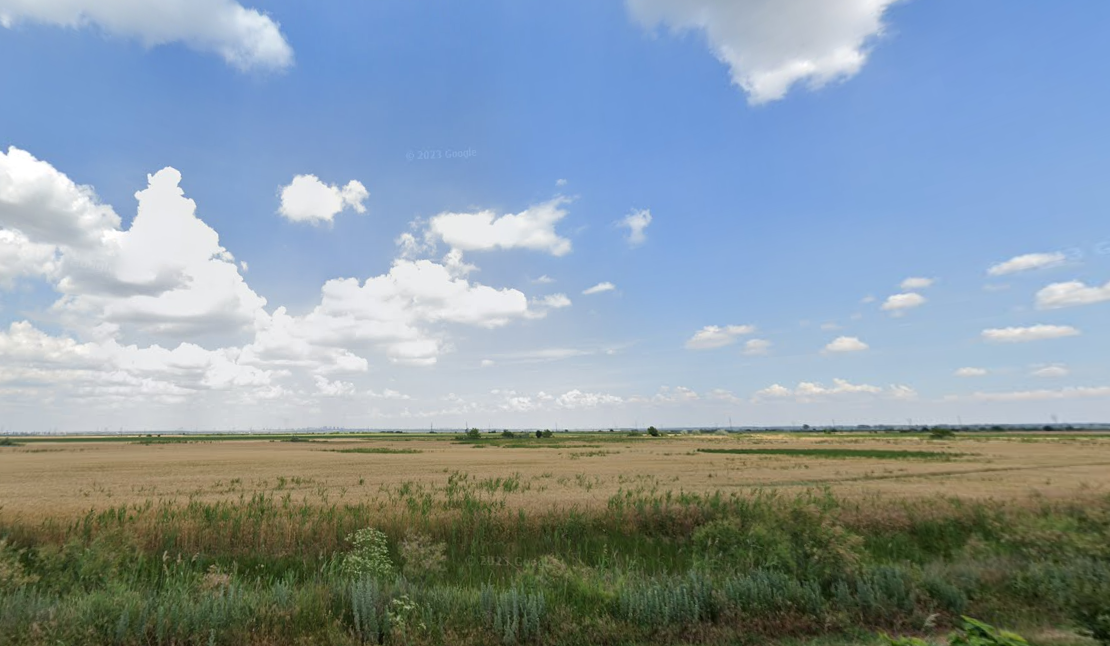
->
(481, 585), (546, 644)
(350, 577), (388, 645)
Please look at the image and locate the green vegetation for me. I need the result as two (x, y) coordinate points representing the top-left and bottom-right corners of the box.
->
(330, 448), (423, 455)
(0, 438), (20, 447)
(883, 616), (1030, 646)
(698, 447), (962, 460)
(1, 478), (1107, 645)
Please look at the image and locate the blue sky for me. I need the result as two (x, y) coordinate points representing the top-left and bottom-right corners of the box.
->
(1, 0), (1108, 431)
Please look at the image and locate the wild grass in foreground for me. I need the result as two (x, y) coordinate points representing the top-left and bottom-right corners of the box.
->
(1, 483), (1108, 645)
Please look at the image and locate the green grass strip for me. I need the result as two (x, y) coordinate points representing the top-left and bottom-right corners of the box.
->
(328, 447), (423, 455)
(697, 448), (961, 460)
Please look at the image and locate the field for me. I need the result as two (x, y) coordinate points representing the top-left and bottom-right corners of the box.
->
(2, 431), (1109, 645)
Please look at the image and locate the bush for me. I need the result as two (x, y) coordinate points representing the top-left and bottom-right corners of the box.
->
(466, 428), (481, 440)
(0, 539), (38, 592)
(342, 528), (395, 580)
(692, 507), (863, 584)
(399, 532), (446, 583)
(647, 426), (660, 437)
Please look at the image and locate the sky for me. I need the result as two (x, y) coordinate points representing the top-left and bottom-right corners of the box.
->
(1, 0), (1108, 432)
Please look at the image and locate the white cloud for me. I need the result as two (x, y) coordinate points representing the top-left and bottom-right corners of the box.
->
(881, 292), (926, 314)
(955, 367), (988, 378)
(649, 386), (701, 404)
(555, 389), (624, 409)
(955, 386), (1110, 403)
(823, 336), (868, 353)
(0, 0), (293, 72)
(988, 252), (1067, 276)
(314, 375), (356, 397)
(480, 359), (495, 368)
(582, 282), (616, 295)
(1030, 364), (1069, 378)
(555, 178), (568, 187)
(0, 149), (267, 343)
(278, 175), (368, 225)
(900, 277), (934, 290)
(742, 338), (772, 356)
(426, 198), (572, 256)
(755, 378), (913, 401)
(981, 325), (1080, 343)
(685, 324), (756, 350)
(532, 293), (572, 311)
(0, 146), (575, 427)
(626, 0), (897, 104)
(1035, 280), (1110, 310)
(1, 146), (120, 249)
(532, 275), (555, 284)
(618, 209), (652, 247)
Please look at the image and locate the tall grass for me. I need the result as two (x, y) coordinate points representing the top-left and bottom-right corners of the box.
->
(2, 481), (1107, 645)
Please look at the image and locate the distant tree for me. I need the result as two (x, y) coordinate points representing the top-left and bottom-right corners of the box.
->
(647, 426), (660, 437)
(465, 428), (481, 440)
(1043, 425), (1054, 432)
(542, 430), (554, 438)
(929, 428), (955, 440)
(536, 430), (543, 439)
(501, 430), (515, 439)
(802, 424), (811, 431)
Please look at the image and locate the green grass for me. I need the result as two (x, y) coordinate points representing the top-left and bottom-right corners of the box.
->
(329, 447), (424, 455)
(698, 448), (962, 460)
(2, 486), (1107, 645)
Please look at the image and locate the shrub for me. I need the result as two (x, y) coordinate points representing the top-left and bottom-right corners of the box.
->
(1068, 564), (1110, 645)
(349, 577), (389, 645)
(466, 428), (481, 440)
(481, 585), (546, 644)
(647, 426), (660, 437)
(0, 539), (39, 592)
(342, 528), (395, 580)
(399, 532), (446, 583)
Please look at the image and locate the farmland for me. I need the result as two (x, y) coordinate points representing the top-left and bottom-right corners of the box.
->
(1, 431), (1109, 645)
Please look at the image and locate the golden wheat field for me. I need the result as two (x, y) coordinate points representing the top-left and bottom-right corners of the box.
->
(3, 432), (1110, 522)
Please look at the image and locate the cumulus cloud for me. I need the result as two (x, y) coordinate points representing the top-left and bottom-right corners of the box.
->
(988, 252), (1067, 276)
(900, 277), (934, 290)
(754, 379), (913, 401)
(625, 0), (898, 104)
(823, 336), (868, 353)
(582, 282), (616, 295)
(881, 292), (926, 314)
(0, 0), (293, 72)
(555, 389), (624, 409)
(743, 338), (772, 356)
(981, 325), (1080, 343)
(278, 175), (368, 225)
(955, 367), (988, 378)
(618, 209), (652, 246)
(0, 146), (120, 248)
(685, 324), (756, 350)
(0, 147), (571, 425)
(1035, 280), (1110, 310)
(426, 198), (572, 256)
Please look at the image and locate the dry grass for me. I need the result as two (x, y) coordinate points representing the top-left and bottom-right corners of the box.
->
(2, 433), (1109, 522)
